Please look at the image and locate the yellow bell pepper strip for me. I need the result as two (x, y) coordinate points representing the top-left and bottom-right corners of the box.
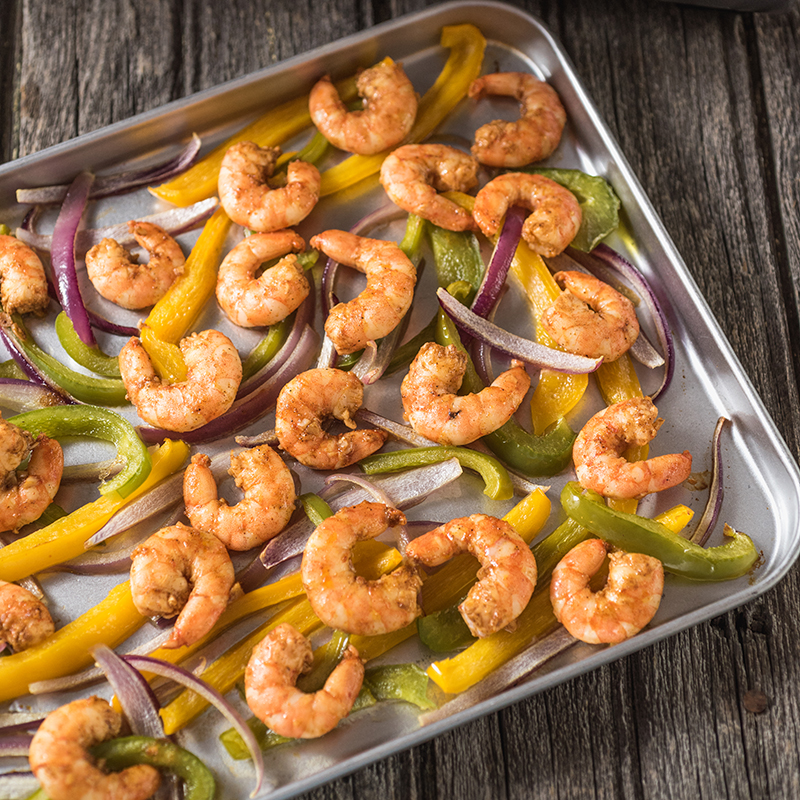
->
(319, 24), (486, 196)
(0, 439), (187, 583)
(0, 581), (144, 702)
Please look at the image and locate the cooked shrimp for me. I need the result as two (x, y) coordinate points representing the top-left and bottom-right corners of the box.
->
(0, 414), (34, 476)
(0, 434), (63, 532)
(85, 221), (185, 310)
(550, 538), (664, 644)
(0, 234), (49, 316)
(183, 445), (296, 550)
(245, 623), (364, 739)
(119, 329), (242, 432)
(472, 172), (581, 257)
(541, 270), (640, 361)
(311, 229), (417, 354)
(406, 514), (537, 638)
(0, 579), (55, 652)
(468, 72), (566, 167)
(301, 501), (422, 636)
(401, 342), (530, 446)
(379, 144), (479, 231)
(275, 368), (387, 469)
(309, 60), (418, 155)
(29, 696), (161, 800)
(129, 522), (235, 649)
(218, 141), (320, 232)
(216, 230), (310, 328)
(572, 396), (693, 500)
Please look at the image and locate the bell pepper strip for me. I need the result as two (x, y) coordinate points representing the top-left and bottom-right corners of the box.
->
(0, 439), (186, 583)
(54, 311), (121, 378)
(319, 24), (486, 196)
(427, 225), (485, 302)
(0, 358), (28, 379)
(241, 314), (293, 381)
(418, 603), (475, 652)
(364, 664), (436, 709)
(298, 492), (333, 527)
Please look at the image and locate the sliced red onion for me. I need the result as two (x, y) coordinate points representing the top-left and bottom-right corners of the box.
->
(0, 735), (34, 757)
(0, 712), (44, 734)
(0, 771), (40, 798)
(471, 286), (509, 386)
(315, 335), (338, 369)
(689, 416), (728, 546)
(86, 309), (140, 337)
(235, 429), (277, 448)
(0, 378), (67, 412)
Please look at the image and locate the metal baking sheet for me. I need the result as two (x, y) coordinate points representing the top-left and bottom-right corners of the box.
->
(2, 2), (800, 798)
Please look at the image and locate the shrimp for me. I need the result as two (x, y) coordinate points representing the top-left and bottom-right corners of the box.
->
(468, 72), (566, 167)
(550, 538), (664, 644)
(400, 342), (530, 446)
(129, 523), (235, 649)
(0, 579), (55, 652)
(119, 329), (242, 432)
(0, 434), (63, 532)
(472, 172), (582, 257)
(310, 229), (417, 355)
(245, 623), (364, 739)
(218, 141), (320, 232)
(85, 221), (185, 310)
(0, 414), (34, 476)
(215, 229), (310, 328)
(29, 697), (159, 800)
(309, 60), (418, 155)
(572, 396), (693, 500)
(406, 514), (537, 638)
(301, 501), (422, 636)
(275, 368), (387, 470)
(0, 234), (49, 316)
(183, 445), (297, 550)
(379, 144), (479, 231)
(540, 270), (640, 361)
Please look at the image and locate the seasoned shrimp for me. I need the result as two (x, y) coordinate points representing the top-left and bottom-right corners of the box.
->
(245, 623), (364, 739)
(0, 434), (63, 532)
(119, 329), (242, 432)
(401, 342), (530, 446)
(218, 141), (320, 232)
(311, 229), (417, 354)
(472, 172), (582, 257)
(0, 579), (55, 652)
(129, 523), (235, 649)
(0, 234), (49, 316)
(550, 538), (664, 644)
(301, 501), (422, 636)
(379, 144), (479, 231)
(275, 368), (387, 469)
(541, 270), (640, 361)
(406, 514), (537, 638)
(85, 221), (185, 310)
(469, 72), (566, 167)
(216, 230), (309, 328)
(0, 414), (33, 476)
(184, 445), (297, 550)
(309, 60), (418, 155)
(573, 396), (693, 500)
(29, 696), (161, 800)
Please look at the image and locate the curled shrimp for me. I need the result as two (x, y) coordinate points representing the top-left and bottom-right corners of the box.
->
(184, 445), (297, 551)
(550, 538), (664, 644)
(119, 329), (242, 432)
(472, 172), (581, 257)
(573, 396), (693, 500)
(29, 696), (161, 800)
(85, 221), (185, 310)
(216, 229), (310, 328)
(301, 501), (422, 636)
(0, 579), (55, 652)
(311, 229), (417, 355)
(129, 523), (235, 649)
(400, 342), (530, 446)
(275, 368), (387, 470)
(0, 414), (34, 476)
(541, 270), (640, 361)
(0, 234), (49, 316)
(245, 623), (364, 739)
(309, 60), (418, 155)
(379, 144), (479, 231)
(406, 514), (537, 638)
(468, 72), (566, 167)
(218, 141), (320, 232)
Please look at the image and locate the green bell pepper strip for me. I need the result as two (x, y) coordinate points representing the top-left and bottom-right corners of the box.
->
(0, 358), (26, 379)
(364, 664), (435, 709)
(561, 481), (759, 581)
(427, 224), (484, 302)
(54, 312), (122, 378)
(298, 493), (333, 527)
(241, 314), (292, 381)
(418, 602), (476, 653)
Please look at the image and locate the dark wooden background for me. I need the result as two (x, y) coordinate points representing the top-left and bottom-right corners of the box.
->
(2, 0), (799, 797)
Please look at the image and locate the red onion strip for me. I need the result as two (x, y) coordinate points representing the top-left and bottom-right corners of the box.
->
(0, 378), (68, 412)
(689, 417), (728, 546)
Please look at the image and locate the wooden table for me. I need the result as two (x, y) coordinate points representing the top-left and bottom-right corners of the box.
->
(2, 0), (799, 797)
